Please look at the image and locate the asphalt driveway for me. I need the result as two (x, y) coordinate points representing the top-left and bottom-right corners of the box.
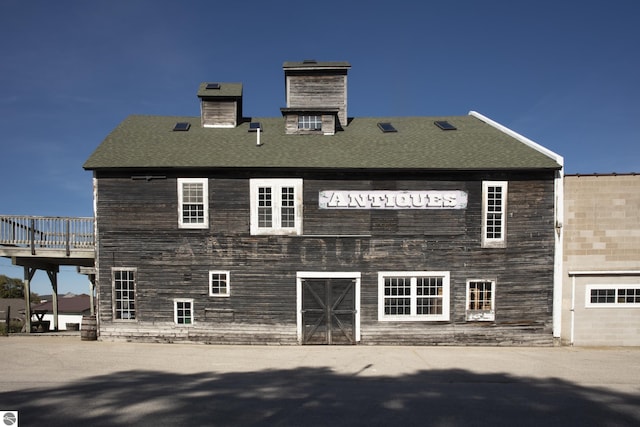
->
(1, 336), (639, 426)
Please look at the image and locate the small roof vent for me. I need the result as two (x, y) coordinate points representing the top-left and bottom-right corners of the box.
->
(173, 122), (191, 131)
(377, 122), (397, 133)
(205, 83), (221, 90)
(302, 59), (317, 64)
(248, 122), (262, 132)
(434, 120), (456, 130)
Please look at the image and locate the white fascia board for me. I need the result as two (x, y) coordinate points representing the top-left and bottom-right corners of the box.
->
(468, 111), (564, 167)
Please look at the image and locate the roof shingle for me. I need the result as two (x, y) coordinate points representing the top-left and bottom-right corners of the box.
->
(83, 114), (562, 171)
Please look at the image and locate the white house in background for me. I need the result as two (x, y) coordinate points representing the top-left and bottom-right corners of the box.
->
(32, 294), (92, 330)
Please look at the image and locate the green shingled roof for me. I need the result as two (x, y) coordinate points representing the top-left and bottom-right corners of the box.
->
(83, 114), (562, 171)
(196, 82), (242, 98)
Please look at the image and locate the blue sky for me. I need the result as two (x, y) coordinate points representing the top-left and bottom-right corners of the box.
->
(1, 0), (639, 294)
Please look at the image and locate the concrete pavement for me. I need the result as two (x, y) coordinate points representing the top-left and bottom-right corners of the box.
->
(1, 336), (639, 426)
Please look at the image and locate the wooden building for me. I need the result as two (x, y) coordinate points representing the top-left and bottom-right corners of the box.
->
(84, 60), (564, 345)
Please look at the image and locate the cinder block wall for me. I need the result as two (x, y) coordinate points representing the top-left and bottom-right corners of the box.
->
(562, 174), (640, 346)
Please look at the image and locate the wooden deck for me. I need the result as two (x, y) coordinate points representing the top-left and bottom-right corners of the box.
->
(0, 216), (94, 265)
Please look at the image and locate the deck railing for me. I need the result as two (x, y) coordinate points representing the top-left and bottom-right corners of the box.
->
(0, 216), (94, 255)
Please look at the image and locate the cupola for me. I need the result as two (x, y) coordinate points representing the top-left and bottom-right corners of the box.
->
(281, 60), (351, 135)
(197, 82), (243, 128)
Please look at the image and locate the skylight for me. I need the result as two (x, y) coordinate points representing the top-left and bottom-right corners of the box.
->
(377, 122), (397, 133)
(173, 122), (191, 131)
(434, 120), (456, 130)
(205, 83), (220, 90)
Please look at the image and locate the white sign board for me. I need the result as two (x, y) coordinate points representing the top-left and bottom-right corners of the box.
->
(319, 190), (468, 210)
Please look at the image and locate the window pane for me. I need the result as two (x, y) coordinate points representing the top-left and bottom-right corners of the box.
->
(258, 187), (272, 228)
(469, 281), (493, 310)
(417, 277), (443, 315)
(281, 187), (295, 228)
(176, 301), (192, 324)
(210, 273), (228, 295)
(298, 115), (322, 130)
(590, 289), (615, 304)
(618, 288), (640, 304)
(114, 269), (136, 320)
(486, 185), (504, 239)
(182, 182), (205, 224)
(384, 278), (411, 315)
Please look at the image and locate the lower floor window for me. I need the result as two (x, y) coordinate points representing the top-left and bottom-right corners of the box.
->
(466, 280), (496, 321)
(174, 299), (194, 325)
(113, 268), (136, 320)
(378, 271), (450, 321)
(586, 285), (640, 307)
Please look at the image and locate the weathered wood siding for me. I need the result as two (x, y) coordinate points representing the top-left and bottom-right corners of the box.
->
(201, 99), (239, 128)
(95, 170), (556, 345)
(286, 72), (347, 127)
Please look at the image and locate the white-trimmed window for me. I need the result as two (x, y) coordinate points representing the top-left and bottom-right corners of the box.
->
(178, 178), (209, 229)
(250, 179), (303, 235)
(378, 271), (450, 321)
(482, 181), (508, 248)
(174, 299), (194, 325)
(298, 115), (322, 130)
(209, 271), (230, 297)
(113, 268), (136, 321)
(466, 279), (496, 321)
(586, 285), (640, 308)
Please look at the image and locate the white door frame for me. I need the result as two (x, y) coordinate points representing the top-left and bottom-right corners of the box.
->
(296, 271), (361, 344)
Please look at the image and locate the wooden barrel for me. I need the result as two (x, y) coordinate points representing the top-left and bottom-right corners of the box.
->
(81, 315), (97, 341)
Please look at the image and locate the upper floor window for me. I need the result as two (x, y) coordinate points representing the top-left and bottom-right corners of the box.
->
(378, 271), (450, 321)
(250, 179), (303, 235)
(298, 115), (322, 130)
(178, 178), (208, 229)
(113, 268), (136, 321)
(482, 181), (507, 248)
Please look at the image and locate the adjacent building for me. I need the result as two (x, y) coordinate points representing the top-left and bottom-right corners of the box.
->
(561, 173), (640, 346)
(84, 60), (564, 345)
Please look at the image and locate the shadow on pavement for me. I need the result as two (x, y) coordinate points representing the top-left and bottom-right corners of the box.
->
(2, 367), (639, 426)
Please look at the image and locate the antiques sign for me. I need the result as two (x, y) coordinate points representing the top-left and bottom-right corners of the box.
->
(319, 190), (467, 210)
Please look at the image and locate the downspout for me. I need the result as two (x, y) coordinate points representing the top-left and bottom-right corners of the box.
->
(570, 274), (576, 345)
(553, 166), (564, 342)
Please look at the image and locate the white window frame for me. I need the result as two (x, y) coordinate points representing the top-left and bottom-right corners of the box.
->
(466, 279), (496, 321)
(482, 181), (508, 248)
(174, 298), (194, 325)
(585, 285), (640, 308)
(298, 115), (322, 130)
(178, 178), (209, 229)
(378, 271), (450, 321)
(112, 267), (137, 321)
(250, 178), (303, 235)
(209, 270), (230, 297)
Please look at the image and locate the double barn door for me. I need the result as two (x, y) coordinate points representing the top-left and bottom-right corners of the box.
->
(301, 278), (357, 345)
